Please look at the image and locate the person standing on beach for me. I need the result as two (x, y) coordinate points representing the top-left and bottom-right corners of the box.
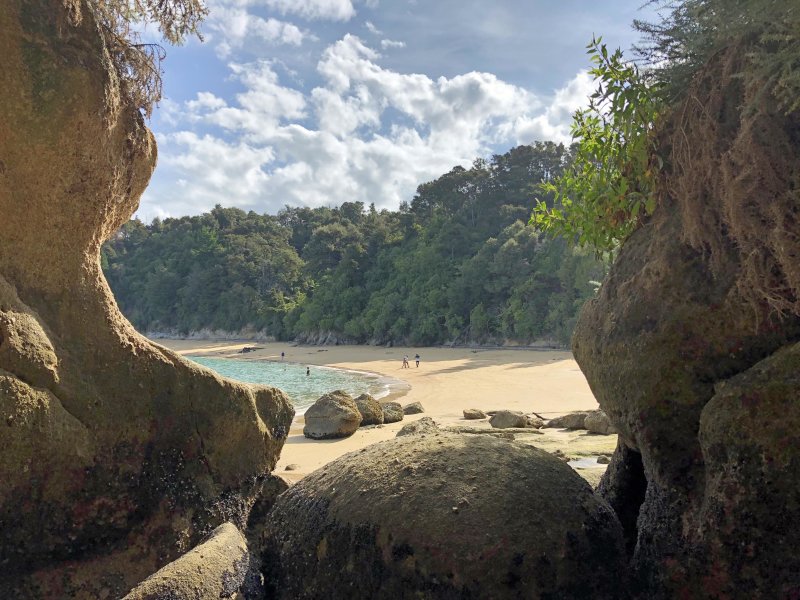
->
(402, 355), (409, 368)
(415, 353), (420, 367)
(281, 351), (285, 361)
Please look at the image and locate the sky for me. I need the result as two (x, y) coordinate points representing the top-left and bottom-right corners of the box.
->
(137, 0), (658, 222)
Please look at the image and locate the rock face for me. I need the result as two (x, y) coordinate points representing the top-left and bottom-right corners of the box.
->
(0, 2), (294, 597)
(303, 390), (362, 439)
(379, 401), (404, 423)
(354, 393), (384, 426)
(573, 44), (800, 597)
(395, 416), (438, 436)
(402, 401), (424, 414)
(260, 433), (627, 599)
(462, 408), (487, 420)
(489, 410), (527, 429)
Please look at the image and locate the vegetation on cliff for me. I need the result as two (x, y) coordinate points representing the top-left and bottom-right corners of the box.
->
(102, 143), (605, 345)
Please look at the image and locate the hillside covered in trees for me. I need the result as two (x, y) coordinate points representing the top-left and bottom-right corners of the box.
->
(102, 142), (605, 345)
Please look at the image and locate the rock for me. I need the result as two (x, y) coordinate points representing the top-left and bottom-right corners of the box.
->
(122, 523), (249, 600)
(0, 4), (294, 597)
(259, 433), (627, 599)
(462, 408), (487, 420)
(525, 414), (545, 429)
(597, 455), (611, 465)
(545, 411), (590, 430)
(354, 393), (384, 426)
(396, 417), (438, 437)
(489, 410), (527, 429)
(303, 390), (362, 439)
(696, 342), (800, 596)
(573, 44), (800, 595)
(402, 401), (424, 415)
(379, 401), (404, 423)
(284, 464), (301, 471)
(584, 411), (616, 435)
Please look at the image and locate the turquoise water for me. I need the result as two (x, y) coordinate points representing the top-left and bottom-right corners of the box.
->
(188, 356), (386, 413)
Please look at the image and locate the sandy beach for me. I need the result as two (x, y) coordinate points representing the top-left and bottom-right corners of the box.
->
(159, 340), (616, 485)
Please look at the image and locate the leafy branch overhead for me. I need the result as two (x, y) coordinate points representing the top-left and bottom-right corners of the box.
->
(533, 0), (800, 255)
(532, 37), (663, 254)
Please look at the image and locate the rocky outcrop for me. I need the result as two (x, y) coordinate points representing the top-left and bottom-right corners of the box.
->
(303, 390), (362, 439)
(260, 433), (627, 599)
(489, 410), (527, 429)
(354, 393), (384, 426)
(379, 401), (404, 423)
(463, 408), (487, 419)
(0, 2), (293, 597)
(573, 44), (800, 597)
(396, 416), (438, 436)
(122, 523), (249, 600)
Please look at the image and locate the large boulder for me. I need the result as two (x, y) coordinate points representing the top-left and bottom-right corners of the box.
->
(402, 401), (424, 415)
(573, 44), (800, 596)
(260, 433), (627, 599)
(303, 390), (362, 439)
(462, 408), (487, 420)
(354, 393), (384, 426)
(584, 411), (616, 435)
(695, 342), (800, 597)
(489, 410), (527, 429)
(379, 401), (404, 424)
(545, 411), (590, 430)
(0, 3), (294, 597)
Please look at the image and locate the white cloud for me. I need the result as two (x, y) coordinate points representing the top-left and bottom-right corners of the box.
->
(141, 36), (591, 220)
(262, 0), (356, 21)
(365, 20), (382, 35)
(380, 39), (405, 49)
(206, 6), (311, 58)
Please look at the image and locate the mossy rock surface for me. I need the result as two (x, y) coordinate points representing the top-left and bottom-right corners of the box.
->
(261, 432), (626, 599)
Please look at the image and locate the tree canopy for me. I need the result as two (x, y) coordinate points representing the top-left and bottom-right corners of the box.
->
(102, 143), (605, 345)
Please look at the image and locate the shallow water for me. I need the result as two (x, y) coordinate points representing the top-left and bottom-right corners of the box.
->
(189, 356), (388, 413)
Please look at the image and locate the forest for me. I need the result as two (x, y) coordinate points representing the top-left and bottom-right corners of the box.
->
(102, 141), (605, 345)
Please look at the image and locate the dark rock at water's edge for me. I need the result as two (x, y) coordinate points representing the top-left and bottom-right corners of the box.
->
(259, 433), (627, 599)
(574, 43), (800, 597)
(0, 3), (293, 597)
(303, 390), (362, 439)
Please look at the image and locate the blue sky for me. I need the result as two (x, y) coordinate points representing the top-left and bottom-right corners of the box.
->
(138, 0), (658, 221)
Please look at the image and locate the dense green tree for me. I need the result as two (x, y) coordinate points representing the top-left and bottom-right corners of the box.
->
(103, 143), (606, 345)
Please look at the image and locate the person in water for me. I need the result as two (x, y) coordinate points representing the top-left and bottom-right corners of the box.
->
(306, 366), (310, 376)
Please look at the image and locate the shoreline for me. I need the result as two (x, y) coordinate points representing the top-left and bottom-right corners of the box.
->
(159, 339), (616, 484)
